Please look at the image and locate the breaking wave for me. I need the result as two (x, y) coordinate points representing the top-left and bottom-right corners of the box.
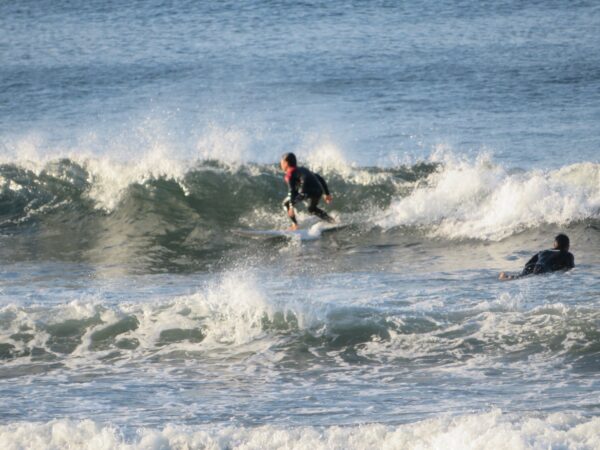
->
(1, 272), (598, 373)
(1, 152), (598, 269)
(1, 409), (598, 449)
(377, 154), (600, 240)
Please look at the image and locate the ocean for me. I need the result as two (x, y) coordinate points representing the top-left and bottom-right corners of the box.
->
(1, 1), (599, 448)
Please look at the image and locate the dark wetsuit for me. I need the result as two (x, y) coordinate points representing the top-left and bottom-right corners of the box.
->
(283, 166), (333, 224)
(521, 249), (574, 276)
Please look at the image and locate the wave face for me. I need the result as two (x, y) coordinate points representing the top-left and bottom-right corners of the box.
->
(0, 157), (433, 270)
(1, 155), (599, 270)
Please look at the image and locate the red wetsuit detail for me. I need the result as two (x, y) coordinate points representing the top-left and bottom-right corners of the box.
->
(284, 166), (296, 183)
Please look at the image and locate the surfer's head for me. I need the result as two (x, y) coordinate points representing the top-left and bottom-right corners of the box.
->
(280, 152), (297, 171)
(554, 233), (570, 251)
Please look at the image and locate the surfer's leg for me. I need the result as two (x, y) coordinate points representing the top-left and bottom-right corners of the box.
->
(307, 197), (334, 223)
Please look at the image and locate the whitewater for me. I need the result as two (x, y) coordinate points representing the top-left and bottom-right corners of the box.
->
(1, 1), (599, 449)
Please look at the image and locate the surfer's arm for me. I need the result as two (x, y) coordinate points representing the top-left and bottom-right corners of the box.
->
(285, 173), (302, 205)
(567, 253), (575, 269)
(499, 253), (539, 280)
(499, 271), (528, 281)
(521, 253), (539, 276)
(315, 174), (332, 203)
(315, 174), (330, 196)
(282, 196), (298, 225)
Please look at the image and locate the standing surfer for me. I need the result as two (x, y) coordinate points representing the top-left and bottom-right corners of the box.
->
(280, 152), (334, 230)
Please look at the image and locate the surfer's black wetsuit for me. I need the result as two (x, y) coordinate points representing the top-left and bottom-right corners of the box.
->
(283, 166), (333, 225)
(520, 249), (574, 276)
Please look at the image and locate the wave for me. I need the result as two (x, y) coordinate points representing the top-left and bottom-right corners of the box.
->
(0, 155), (426, 217)
(1, 410), (598, 449)
(1, 273), (598, 371)
(377, 154), (600, 240)
(0, 155), (431, 269)
(1, 153), (598, 269)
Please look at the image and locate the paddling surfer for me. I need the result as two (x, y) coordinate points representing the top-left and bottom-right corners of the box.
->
(280, 153), (334, 231)
(499, 233), (574, 280)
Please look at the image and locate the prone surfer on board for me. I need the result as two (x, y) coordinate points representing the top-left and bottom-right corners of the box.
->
(280, 152), (335, 231)
(499, 233), (575, 280)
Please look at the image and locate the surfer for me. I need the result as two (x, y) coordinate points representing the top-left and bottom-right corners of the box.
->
(499, 233), (575, 280)
(280, 152), (334, 230)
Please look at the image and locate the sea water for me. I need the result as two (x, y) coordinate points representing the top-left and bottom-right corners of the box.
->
(1, 1), (599, 448)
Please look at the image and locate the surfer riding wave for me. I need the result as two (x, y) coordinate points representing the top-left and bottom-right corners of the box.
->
(280, 153), (335, 231)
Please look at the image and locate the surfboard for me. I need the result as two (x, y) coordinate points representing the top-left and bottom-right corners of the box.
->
(233, 228), (314, 240)
(234, 222), (347, 241)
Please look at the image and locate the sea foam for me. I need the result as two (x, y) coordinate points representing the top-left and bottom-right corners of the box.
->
(377, 154), (600, 240)
(0, 410), (598, 450)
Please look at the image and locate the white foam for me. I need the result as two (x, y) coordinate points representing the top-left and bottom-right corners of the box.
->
(0, 271), (327, 363)
(0, 133), (193, 212)
(303, 140), (401, 186)
(377, 154), (600, 240)
(304, 140), (351, 175)
(83, 148), (190, 211)
(1, 130), (388, 218)
(355, 287), (600, 373)
(1, 410), (598, 449)
(196, 123), (253, 166)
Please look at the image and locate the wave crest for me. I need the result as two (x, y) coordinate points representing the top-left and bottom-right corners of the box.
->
(377, 155), (600, 240)
(1, 153), (598, 269)
(1, 410), (598, 449)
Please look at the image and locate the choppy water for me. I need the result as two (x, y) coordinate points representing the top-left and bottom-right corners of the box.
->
(1, 1), (599, 449)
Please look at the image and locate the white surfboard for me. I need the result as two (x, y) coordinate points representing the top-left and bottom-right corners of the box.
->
(233, 228), (315, 240)
(234, 222), (347, 241)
